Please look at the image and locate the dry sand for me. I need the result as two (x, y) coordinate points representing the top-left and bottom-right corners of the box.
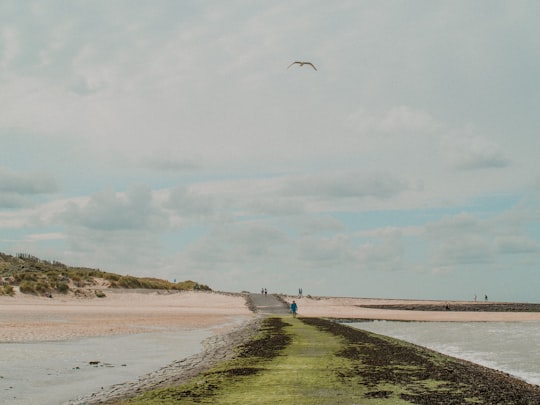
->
(2, 291), (540, 344)
(290, 296), (540, 322)
(0, 290), (253, 342)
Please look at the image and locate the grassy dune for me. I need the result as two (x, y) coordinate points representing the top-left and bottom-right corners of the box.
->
(122, 317), (540, 404)
(0, 252), (210, 296)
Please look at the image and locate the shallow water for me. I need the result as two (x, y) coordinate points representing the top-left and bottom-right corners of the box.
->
(0, 327), (213, 405)
(349, 320), (540, 386)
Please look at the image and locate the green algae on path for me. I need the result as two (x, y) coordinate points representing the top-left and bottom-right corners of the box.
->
(125, 316), (369, 404)
(125, 317), (540, 404)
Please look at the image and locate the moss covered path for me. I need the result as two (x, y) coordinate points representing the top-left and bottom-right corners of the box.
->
(125, 316), (540, 404)
(127, 316), (363, 404)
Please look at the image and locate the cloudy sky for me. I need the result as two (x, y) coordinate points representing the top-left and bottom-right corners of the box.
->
(1, 1), (539, 301)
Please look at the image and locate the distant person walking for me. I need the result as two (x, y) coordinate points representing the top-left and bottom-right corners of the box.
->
(290, 300), (298, 318)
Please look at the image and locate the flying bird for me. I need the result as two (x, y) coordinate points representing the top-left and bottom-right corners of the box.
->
(287, 61), (317, 71)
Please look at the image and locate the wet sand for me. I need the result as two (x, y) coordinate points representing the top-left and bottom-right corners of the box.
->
(0, 290), (255, 404)
(68, 318), (263, 405)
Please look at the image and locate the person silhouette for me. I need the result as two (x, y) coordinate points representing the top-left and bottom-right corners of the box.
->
(290, 300), (298, 317)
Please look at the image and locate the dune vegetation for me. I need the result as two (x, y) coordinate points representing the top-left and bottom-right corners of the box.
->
(0, 252), (210, 297)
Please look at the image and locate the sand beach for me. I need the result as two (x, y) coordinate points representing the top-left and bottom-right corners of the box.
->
(2, 291), (540, 403)
(0, 290), (253, 343)
(288, 295), (540, 322)
(2, 291), (540, 343)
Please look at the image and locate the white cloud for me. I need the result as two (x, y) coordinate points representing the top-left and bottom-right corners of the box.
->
(347, 106), (440, 135)
(496, 235), (540, 255)
(425, 212), (484, 236)
(62, 226), (162, 273)
(283, 171), (407, 199)
(244, 198), (305, 217)
(26, 232), (64, 242)
(443, 128), (509, 170)
(0, 166), (57, 195)
(0, 193), (32, 209)
(421, 203), (540, 274)
(59, 186), (167, 231)
(378, 106), (440, 134)
(165, 186), (217, 219)
(357, 232), (404, 272)
(176, 221), (290, 275)
(433, 236), (493, 266)
(0, 167), (58, 208)
(297, 234), (355, 267)
(0, 26), (19, 70)
(139, 155), (202, 172)
(1, 2), (539, 300)
(301, 216), (345, 236)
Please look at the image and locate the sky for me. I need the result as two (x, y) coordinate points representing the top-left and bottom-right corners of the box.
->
(1, 1), (539, 302)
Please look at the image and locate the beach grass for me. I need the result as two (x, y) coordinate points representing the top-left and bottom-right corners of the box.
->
(122, 316), (540, 404)
(0, 251), (210, 296)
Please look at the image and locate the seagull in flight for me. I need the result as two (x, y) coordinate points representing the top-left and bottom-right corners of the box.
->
(287, 61), (317, 71)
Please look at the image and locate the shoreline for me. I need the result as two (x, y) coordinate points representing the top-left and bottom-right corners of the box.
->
(3, 291), (539, 403)
(102, 316), (540, 404)
(67, 317), (263, 405)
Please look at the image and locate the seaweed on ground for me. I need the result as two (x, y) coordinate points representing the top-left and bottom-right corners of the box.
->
(236, 317), (291, 358)
(301, 317), (540, 405)
(127, 317), (292, 404)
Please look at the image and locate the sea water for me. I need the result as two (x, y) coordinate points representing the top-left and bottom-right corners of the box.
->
(348, 321), (540, 386)
(0, 327), (214, 405)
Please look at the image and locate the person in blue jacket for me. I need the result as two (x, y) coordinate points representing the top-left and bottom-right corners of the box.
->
(290, 300), (298, 317)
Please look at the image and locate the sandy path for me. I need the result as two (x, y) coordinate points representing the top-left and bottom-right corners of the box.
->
(0, 290), (253, 342)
